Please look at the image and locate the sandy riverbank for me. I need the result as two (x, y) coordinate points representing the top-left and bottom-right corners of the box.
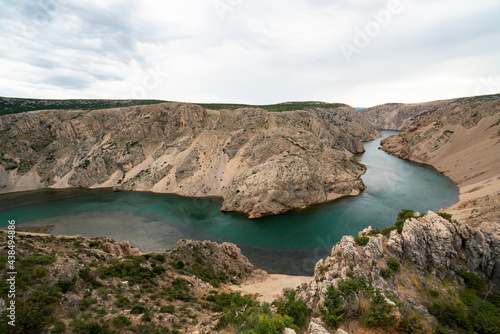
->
(228, 270), (313, 303)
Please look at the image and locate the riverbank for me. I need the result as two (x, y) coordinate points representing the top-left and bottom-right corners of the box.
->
(380, 100), (500, 231)
(0, 130), (459, 275)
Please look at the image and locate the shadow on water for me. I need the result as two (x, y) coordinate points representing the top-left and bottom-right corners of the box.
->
(0, 131), (459, 275)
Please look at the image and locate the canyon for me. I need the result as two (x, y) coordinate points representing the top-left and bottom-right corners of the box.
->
(0, 102), (378, 218)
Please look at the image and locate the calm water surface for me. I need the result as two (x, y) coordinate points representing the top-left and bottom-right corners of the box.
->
(0, 130), (459, 274)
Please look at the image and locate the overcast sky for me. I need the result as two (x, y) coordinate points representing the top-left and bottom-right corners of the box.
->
(1, 0), (499, 107)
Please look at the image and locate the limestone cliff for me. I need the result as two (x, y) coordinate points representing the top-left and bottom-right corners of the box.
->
(380, 96), (500, 228)
(297, 211), (500, 331)
(362, 99), (458, 130)
(0, 102), (379, 218)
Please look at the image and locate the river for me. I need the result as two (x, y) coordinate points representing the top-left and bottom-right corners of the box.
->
(0, 130), (459, 275)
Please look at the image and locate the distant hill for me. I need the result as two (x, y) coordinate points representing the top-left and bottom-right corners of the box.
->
(0, 97), (348, 116)
(0, 97), (168, 116)
(363, 93), (500, 130)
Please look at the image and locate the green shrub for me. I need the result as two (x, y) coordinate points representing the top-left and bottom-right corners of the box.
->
(71, 320), (116, 334)
(173, 261), (185, 269)
(320, 285), (345, 328)
(213, 294), (297, 334)
(160, 305), (175, 314)
(79, 298), (98, 311)
(172, 277), (191, 291)
(116, 296), (131, 308)
(460, 272), (486, 292)
(387, 258), (401, 272)
(152, 265), (166, 274)
(433, 325), (452, 334)
(397, 209), (415, 221)
(239, 311), (296, 334)
(51, 321), (66, 334)
(22, 254), (56, 265)
(16, 284), (62, 333)
(273, 289), (310, 328)
(187, 263), (227, 287)
(112, 315), (131, 328)
(362, 289), (397, 328)
(338, 276), (371, 299)
(427, 301), (470, 329)
(399, 310), (429, 334)
(153, 254), (166, 263)
(56, 276), (77, 294)
(89, 241), (101, 248)
(130, 306), (148, 315)
(437, 212), (458, 224)
(33, 267), (48, 278)
(354, 235), (369, 246)
(380, 226), (397, 237)
(380, 268), (393, 278)
(395, 209), (415, 233)
(96, 259), (155, 285)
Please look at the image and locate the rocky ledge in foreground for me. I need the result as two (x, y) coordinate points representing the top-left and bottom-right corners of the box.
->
(298, 210), (500, 333)
(0, 102), (379, 218)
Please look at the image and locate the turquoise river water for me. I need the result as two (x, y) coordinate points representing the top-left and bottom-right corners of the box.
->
(0, 130), (459, 275)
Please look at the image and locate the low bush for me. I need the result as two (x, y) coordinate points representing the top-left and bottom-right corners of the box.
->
(153, 254), (166, 263)
(213, 293), (298, 334)
(320, 285), (345, 328)
(96, 259), (155, 285)
(460, 272), (486, 292)
(130, 306), (148, 315)
(437, 212), (458, 224)
(160, 305), (175, 314)
(362, 289), (398, 328)
(273, 289), (310, 328)
(428, 301), (470, 330)
(354, 235), (369, 246)
(56, 276), (77, 293)
(112, 315), (131, 328)
(380, 268), (393, 278)
(116, 296), (131, 308)
(399, 310), (431, 333)
(387, 258), (401, 272)
(22, 254), (56, 265)
(51, 321), (66, 334)
(71, 320), (116, 334)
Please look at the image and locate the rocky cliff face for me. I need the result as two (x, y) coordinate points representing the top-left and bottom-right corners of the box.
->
(0, 102), (379, 218)
(380, 97), (500, 228)
(363, 98), (460, 130)
(298, 211), (500, 325)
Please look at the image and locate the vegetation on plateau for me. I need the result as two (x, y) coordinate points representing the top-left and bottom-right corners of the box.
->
(0, 96), (348, 116)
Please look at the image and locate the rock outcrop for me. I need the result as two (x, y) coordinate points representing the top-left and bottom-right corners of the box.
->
(297, 211), (500, 319)
(172, 239), (255, 281)
(362, 98), (459, 130)
(380, 96), (500, 227)
(0, 102), (379, 218)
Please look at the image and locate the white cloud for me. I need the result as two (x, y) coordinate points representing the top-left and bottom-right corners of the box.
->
(0, 0), (499, 106)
